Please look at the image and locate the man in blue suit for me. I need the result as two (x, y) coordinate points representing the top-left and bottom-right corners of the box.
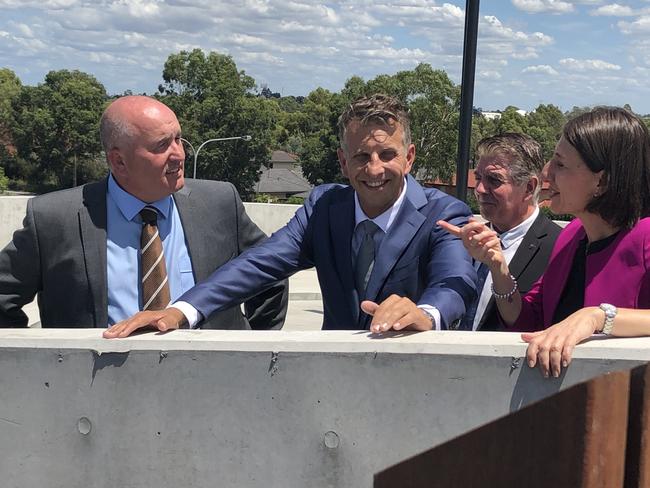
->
(105, 94), (477, 337)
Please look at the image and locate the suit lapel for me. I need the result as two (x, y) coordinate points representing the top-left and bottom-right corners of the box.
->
(508, 213), (547, 280)
(365, 177), (427, 303)
(80, 179), (108, 326)
(329, 190), (358, 322)
(476, 212), (551, 330)
(173, 185), (204, 280)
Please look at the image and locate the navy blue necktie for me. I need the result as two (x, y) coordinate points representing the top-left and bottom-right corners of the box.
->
(460, 262), (489, 330)
(354, 220), (380, 299)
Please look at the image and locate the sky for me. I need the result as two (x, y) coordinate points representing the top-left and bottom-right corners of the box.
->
(1, 0), (650, 114)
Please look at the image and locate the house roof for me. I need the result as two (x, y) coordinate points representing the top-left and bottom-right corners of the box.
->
(256, 166), (313, 195)
(270, 150), (298, 164)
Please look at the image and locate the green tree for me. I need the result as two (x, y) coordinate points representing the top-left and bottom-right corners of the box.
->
(0, 69), (22, 188)
(495, 106), (529, 134)
(296, 87), (346, 185)
(526, 104), (565, 160)
(158, 49), (275, 194)
(11, 70), (107, 192)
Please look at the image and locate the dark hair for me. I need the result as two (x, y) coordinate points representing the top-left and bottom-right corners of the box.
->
(562, 106), (650, 228)
(337, 94), (411, 151)
(475, 132), (545, 203)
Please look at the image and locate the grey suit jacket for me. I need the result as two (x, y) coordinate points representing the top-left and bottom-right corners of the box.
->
(476, 211), (561, 331)
(0, 178), (288, 329)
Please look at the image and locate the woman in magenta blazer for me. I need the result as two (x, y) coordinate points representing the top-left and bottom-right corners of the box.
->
(441, 106), (650, 377)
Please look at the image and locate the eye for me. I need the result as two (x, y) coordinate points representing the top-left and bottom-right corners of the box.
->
(379, 150), (397, 162)
(352, 154), (370, 165)
(487, 176), (502, 188)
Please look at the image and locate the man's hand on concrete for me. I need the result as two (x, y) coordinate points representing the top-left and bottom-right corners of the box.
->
(103, 308), (188, 338)
(361, 295), (433, 333)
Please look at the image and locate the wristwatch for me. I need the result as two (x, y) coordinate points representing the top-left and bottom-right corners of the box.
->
(419, 307), (437, 329)
(598, 303), (617, 335)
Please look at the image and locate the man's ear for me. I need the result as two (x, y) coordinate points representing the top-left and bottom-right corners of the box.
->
(107, 148), (127, 179)
(404, 143), (416, 174)
(524, 175), (539, 202)
(337, 148), (349, 179)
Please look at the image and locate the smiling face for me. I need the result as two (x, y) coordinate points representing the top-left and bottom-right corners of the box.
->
(474, 153), (536, 232)
(337, 118), (415, 218)
(106, 98), (185, 203)
(544, 136), (603, 217)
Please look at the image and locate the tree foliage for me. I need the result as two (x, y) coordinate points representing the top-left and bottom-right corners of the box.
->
(8, 70), (107, 192)
(3, 49), (646, 199)
(158, 49), (274, 195)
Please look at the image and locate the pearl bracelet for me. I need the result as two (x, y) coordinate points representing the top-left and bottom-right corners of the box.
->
(491, 274), (518, 300)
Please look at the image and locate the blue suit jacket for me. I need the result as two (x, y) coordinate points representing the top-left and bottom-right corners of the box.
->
(182, 175), (477, 329)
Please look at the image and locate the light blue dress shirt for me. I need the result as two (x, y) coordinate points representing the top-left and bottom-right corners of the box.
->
(106, 174), (195, 325)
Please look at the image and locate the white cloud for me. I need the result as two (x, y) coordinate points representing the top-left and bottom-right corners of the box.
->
(511, 0), (574, 14)
(559, 58), (622, 71)
(522, 64), (559, 75)
(482, 15), (553, 45)
(9, 22), (35, 38)
(512, 49), (540, 60)
(591, 3), (635, 16)
(0, 0), (79, 7)
(479, 70), (502, 80)
(619, 15), (650, 33)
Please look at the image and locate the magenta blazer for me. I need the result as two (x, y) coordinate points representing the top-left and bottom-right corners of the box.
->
(513, 217), (650, 332)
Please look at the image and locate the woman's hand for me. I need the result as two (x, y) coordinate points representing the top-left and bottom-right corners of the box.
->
(521, 307), (602, 378)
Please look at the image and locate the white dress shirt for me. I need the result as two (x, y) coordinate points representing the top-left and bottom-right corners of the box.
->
(471, 207), (540, 330)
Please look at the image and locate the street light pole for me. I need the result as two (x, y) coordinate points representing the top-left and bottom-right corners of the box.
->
(188, 135), (252, 179)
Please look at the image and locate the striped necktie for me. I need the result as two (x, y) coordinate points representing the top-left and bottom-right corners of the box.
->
(140, 206), (171, 311)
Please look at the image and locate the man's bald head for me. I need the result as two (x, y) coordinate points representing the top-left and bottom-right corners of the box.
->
(99, 96), (176, 155)
(99, 95), (185, 203)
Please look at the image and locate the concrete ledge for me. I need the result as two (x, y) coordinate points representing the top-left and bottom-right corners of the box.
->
(0, 329), (646, 487)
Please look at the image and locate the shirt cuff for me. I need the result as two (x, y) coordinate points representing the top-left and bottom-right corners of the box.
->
(169, 301), (202, 329)
(417, 305), (441, 330)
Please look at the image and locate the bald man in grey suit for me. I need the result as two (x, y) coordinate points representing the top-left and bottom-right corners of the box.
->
(0, 96), (287, 329)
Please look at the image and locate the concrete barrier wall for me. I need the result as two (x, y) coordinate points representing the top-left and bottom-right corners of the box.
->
(242, 202), (300, 237)
(0, 329), (647, 488)
(0, 196), (300, 248)
(0, 196), (31, 248)
(0, 194), (567, 249)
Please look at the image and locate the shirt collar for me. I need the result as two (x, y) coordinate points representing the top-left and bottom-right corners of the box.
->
(107, 173), (172, 222)
(493, 206), (539, 250)
(353, 177), (408, 233)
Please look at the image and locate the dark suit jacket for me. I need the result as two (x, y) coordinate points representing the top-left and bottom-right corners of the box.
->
(475, 211), (561, 331)
(183, 175), (477, 329)
(0, 178), (288, 329)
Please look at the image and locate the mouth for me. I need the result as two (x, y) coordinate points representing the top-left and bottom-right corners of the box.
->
(165, 166), (182, 176)
(363, 179), (388, 189)
(548, 188), (559, 198)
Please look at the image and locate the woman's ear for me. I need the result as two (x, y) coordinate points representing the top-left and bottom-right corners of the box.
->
(595, 171), (607, 197)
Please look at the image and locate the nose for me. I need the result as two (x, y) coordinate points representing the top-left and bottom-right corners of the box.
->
(171, 138), (185, 161)
(365, 153), (385, 177)
(475, 178), (488, 195)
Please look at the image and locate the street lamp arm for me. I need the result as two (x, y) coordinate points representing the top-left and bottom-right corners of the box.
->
(191, 135), (252, 179)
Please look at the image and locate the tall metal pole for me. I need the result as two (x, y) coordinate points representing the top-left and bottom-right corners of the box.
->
(455, 0), (480, 202)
